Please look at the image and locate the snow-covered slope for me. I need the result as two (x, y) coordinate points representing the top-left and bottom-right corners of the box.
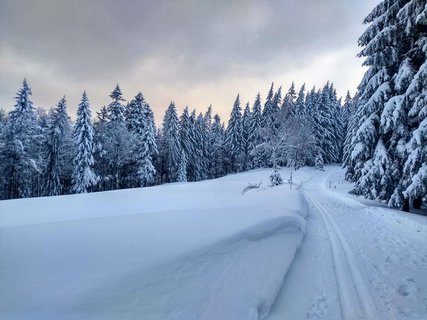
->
(1, 166), (426, 320)
(0, 169), (307, 320)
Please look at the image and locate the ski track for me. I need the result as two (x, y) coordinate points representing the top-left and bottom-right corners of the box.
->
(304, 193), (377, 320)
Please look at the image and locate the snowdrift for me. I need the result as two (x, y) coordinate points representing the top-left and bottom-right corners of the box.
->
(0, 169), (308, 320)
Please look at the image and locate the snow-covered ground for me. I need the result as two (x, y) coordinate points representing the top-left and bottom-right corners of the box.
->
(0, 166), (426, 319)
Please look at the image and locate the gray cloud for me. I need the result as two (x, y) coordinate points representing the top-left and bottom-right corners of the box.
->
(0, 0), (379, 122)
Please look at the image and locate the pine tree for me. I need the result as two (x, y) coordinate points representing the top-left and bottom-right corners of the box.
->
(44, 96), (73, 196)
(242, 102), (252, 170)
(262, 83), (275, 126)
(211, 114), (225, 178)
(248, 93), (263, 167)
(126, 92), (145, 136)
(225, 94), (243, 173)
(295, 84), (306, 117)
(162, 102), (181, 182)
(0, 79), (41, 199)
(282, 82), (297, 119)
(179, 107), (195, 179)
(103, 85), (132, 189)
(107, 84), (126, 123)
(137, 101), (158, 187)
(71, 92), (97, 193)
(272, 86), (282, 113)
(270, 165), (283, 186)
(345, 0), (427, 210)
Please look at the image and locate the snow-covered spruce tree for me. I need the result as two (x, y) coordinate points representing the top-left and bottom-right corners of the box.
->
(0, 79), (41, 199)
(342, 91), (357, 174)
(225, 94), (244, 173)
(162, 102), (181, 182)
(96, 106), (109, 124)
(93, 107), (110, 191)
(193, 113), (210, 181)
(179, 107), (195, 181)
(262, 83), (275, 127)
(295, 84), (307, 117)
(71, 92), (97, 193)
(125, 92), (145, 136)
(272, 85), (282, 114)
(248, 93), (263, 168)
(204, 106), (215, 178)
(312, 84), (337, 164)
(103, 85), (133, 190)
(137, 101), (158, 187)
(107, 84), (126, 122)
(282, 82), (297, 120)
(154, 128), (167, 184)
(43, 96), (73, 196)
(346, 0), (427, 210)
(351, 139), (391, 199)
(345, 1), (402, 186)
(399, 0), (427, 209)
(270, 164), (283, 186)
(210, 114), (226, 178)
(242, 102), (252, 170)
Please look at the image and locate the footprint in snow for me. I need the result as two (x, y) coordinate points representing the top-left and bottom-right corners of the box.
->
(397, 278), (417, 297)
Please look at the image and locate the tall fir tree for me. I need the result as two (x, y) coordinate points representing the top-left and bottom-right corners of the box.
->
(0, 79), (41, 199)
(225, 94), (243, 173)
(162, 102), (181, 182)
(44, 96), (73, 196)
(71, 92), (97, 193)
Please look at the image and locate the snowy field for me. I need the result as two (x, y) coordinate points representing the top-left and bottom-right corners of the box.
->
(1, 166), (426, 319)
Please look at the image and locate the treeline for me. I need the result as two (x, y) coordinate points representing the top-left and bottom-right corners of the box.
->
(343, 0), (427, 211)
(0, 80), (349, 200)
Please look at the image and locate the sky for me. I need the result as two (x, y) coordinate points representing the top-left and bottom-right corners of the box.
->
(0, 0), (379, 123)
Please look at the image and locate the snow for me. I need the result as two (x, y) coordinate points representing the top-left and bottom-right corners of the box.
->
(0, 169), (306, 320)
(1, 166), (426, 319)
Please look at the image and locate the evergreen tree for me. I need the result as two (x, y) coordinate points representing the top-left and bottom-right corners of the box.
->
(192, 113), (210, 181)
(282, 82), (297, 119)
(125, 92), (145, 136)
(179, 107), (195, 181)
(44, 96), (73, 196)
(71, 92), (97, 193)
(107, 84), (126, 123)
(0, 79), (41, 199)
(210, 114), (225, 178)
(262, 83), (275, 125)
(225, 94), (243, 173)
(242, 102), (252, 170)
(248, 93), (263, 167)
(103, 85), (132, 189)
(162, 102), (181, 182)
(295, 84), (306, 117)
(346, 0), (427, 210)
(137, 101), (158, 187)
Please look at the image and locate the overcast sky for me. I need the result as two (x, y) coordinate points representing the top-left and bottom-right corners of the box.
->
(0, 0), (379, 123)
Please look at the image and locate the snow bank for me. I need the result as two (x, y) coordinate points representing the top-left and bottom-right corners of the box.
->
(0, 169), (307, 320)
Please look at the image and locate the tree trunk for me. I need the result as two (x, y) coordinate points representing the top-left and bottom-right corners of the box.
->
(413, 197), (423, 210)
(402, 198), (410, 212)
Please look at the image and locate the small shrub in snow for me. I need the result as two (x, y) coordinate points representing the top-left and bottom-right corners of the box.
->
(270, 167), (283, 186)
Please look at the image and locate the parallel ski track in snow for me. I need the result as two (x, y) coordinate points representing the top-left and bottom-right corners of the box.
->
(305, 193), (377, 320)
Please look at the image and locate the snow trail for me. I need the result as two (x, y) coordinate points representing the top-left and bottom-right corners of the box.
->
(306, 193), (377, 320)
